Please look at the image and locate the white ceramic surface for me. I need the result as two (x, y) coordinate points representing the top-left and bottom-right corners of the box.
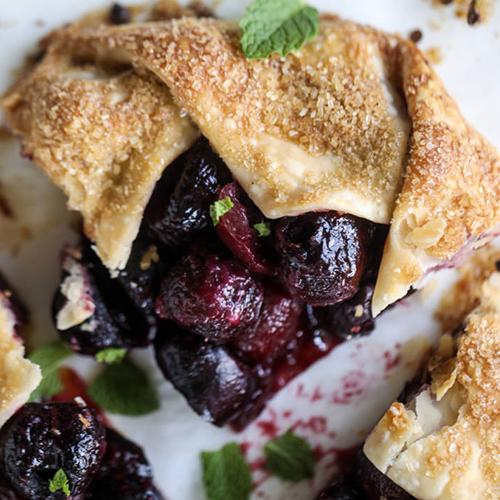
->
(0, 2), (498, 499)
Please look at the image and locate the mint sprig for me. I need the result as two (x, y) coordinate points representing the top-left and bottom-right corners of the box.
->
(253, 221), (271, 237)
(201, 443), (252, 500)
(29, 341), (71, 401)
(88, 359), (159, 416)
(210, 197), (234, 226)
(240, 0), (319, 59)
(95, 347), (127, 364)
(264, 429), (315, 482)
(48, 468), (71, 497)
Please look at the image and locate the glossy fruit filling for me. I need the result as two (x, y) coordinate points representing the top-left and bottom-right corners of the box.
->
(0, 401), (162, 499)
(53, 138), (388, 429)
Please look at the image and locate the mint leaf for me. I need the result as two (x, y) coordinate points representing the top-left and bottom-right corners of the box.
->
(88, 359), (159, 416)
(253, 221), (271, 237)
(201, 443), (252, 500)
(240, 0), (319, 59)
(48, 468), (70, 497)
(210, 197), (234, 226)
(29, 341), (71, 401)
(95, 347), (127, 364)
(264, 429), (315, 481)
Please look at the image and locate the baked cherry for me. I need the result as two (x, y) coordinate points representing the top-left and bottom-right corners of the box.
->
(355, 452), (415, 500)
(147, 138), (231, 249)
(154, 325), (257, 426)
(0, 402), (106, 499)
(233, 284), (302, 364)
(155, 243), (264, 343)
(116, 229), (162, 319)
(275, 211), (369, 306)
(215, 182), (274, 275)
(316, 477), (363, 499)
(109, 3), (131, 24)
(53, 244), (155, 355)
(321, 283), (375, 339)
(0, 479), (18, 500)
(88, 428), (163, 499)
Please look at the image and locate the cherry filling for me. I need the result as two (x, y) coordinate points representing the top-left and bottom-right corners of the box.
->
(146, 138), (231, 250)
(275, 212), (370, 305)
(88, 428), (164, 499)
(0, 402), (106, 499)
(215, 182), (275, 275)
(316, 452), (416, 500)
(155, 324), (258, 426)
(53, 243), (157, 355)
(155, 242), (264, 343)
(53, 138), (387, 428)
(0, 402), (163, 499)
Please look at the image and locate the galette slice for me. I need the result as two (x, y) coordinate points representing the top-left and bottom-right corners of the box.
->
(4, 14), (499, 315)
(319, 251), (500, 499)
(363, 264), (499, 499)
(2, 7), (499, 428)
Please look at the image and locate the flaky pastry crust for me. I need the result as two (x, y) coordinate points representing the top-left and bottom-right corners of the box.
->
(0, 288), (41, 428)
(364, 270), (500, 499)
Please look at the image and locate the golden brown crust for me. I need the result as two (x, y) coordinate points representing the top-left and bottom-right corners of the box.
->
(3, 51), (198, 270)
(436, 245), (500, 332)
(19, 17), (409, 228)
(364, 271), (500, 499)
(0, 291), (41, 428)
(373, 42), (500, 314)
(2, 14), (499, 302)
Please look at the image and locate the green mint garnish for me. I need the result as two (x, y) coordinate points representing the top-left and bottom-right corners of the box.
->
(201, 443), (252, 500)
(88, 358), (159, 416)
(95, 347), (127, 364)
(48, 468), (71, 497)
(264, 429), (315, 482)
(210, 197), (234, 226)
(29, 341), (71, 401)
(240, 0), (319, 59)
(253, 221), (271, 237)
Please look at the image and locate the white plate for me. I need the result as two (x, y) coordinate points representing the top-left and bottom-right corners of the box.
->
(0, 2), (499, 499)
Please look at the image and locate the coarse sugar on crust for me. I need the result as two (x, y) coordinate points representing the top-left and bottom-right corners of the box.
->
(3, 53), (198, 270)
(364, 270), (500, 500)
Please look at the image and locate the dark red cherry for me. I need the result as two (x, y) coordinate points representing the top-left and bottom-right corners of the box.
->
(275, 211), (370, 306)
(0, 402), (106, 499)
(316, 477), (366, 500)
(88, 428), (163, 499)
(355, 452), (415, 500)
(109, 3), (131, 24)
(53, 244), (155, 355)
(154, 325), (257, 426)
(316, 477), (363, 499)
(233, 284), (302, 364)
(155, 243), (264, 343)
(146, 138), (231, 249)
(0, 479), (18, 500)
(115, 229), (162, 319)
(215, 182), (274, 275)
(321, 283), (375, 339)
